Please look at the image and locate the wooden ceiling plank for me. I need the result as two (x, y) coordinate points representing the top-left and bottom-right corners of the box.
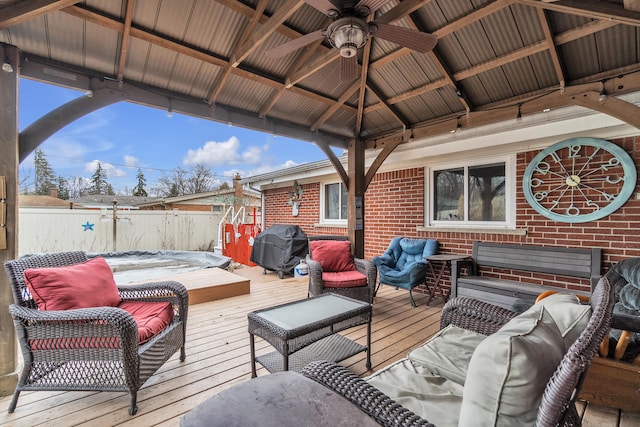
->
(365, 83), (407, 127)
(516, 0), (640, 26)
(368, 69), (640, 146)
(432, 0), (511, 38)
(312, 82), (360, 131)
(117, 0), (135, 82)
(376, 0), (435, 25)
(536, 7), (565, 89)
(453, 41), (547, 81)
(208, 0), (268, 104)
(63, 5), (353, 115)
(387, 78), (448, 105)
(233, 0), (306, 65)
(288, 49), (341, 86)
(0, 0), (82, 30)
(554, 19), (617, 45)
(214, 0), (305, 40)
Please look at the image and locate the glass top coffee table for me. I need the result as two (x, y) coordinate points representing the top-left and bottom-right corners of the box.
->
(248, 294), (372, 377)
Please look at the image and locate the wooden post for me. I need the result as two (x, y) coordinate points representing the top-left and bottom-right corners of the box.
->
(0, 43), (19, 397)
(347, 139), (366, 259)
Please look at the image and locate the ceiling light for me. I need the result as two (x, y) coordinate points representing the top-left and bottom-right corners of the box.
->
(327, 18), (368, 58)
(1, 46), (13, 73)
(598, 88), (607, 102)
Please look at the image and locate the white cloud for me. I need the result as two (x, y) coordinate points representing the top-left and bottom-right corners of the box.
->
(84, 159), (127, 177)
(124, 155), (139, 167)
(183, 136), (267, 167)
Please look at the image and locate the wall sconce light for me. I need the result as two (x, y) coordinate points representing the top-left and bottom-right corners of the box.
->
(288, 180), (303, 217)
(2, 46), (14, 73)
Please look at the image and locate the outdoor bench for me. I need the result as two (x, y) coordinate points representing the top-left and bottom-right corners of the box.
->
(450, 241), (602, 311)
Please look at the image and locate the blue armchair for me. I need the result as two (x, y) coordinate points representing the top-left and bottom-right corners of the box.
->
(373, 237), (438, 306)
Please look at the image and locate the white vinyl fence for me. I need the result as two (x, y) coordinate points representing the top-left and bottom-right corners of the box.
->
(19, 208), (223, 256)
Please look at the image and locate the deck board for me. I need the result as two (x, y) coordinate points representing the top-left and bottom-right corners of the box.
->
(0, 266), (633, 426)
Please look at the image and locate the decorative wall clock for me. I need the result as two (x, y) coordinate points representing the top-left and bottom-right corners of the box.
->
(522, 137), (636, 223)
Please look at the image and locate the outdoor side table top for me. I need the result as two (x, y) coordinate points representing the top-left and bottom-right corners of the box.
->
(247, 293), (372, 377)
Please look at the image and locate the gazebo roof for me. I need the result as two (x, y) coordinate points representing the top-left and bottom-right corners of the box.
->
(1, 0), (640, 156)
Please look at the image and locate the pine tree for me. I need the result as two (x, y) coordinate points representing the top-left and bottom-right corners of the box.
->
(33, 148), (56, 195)
(56, 176), (69, 200)
(132, 168), (148, 197)
(89, 162), (109, 195)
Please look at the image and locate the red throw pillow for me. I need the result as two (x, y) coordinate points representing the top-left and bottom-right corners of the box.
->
(23, 257), (121, 310)
(310, 240), (356, 272)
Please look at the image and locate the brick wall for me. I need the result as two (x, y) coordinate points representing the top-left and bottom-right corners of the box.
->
(263, 136), (640, 294)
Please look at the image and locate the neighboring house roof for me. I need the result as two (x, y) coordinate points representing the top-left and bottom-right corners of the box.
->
(135, 188), (262, 208)
(69, 195), (160, 209)
(19, 195), (78, 209)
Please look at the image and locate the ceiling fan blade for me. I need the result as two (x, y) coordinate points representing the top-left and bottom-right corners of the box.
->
(354, 0), (392, 15)
(265, 29), (326, 58)
(305, 0), (341, 16)
(340, 55), (358, 82)
(371, 22), (437, 53)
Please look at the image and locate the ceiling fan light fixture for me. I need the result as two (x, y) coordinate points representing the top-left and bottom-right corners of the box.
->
(328, 18), (367, 58)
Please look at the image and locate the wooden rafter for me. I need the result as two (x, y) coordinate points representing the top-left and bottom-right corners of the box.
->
(311, 82), (359, 131)
(535, 7), (565, 89)
(365, 15), (618, 114)
(261, 36), (328, 118)
(116, 0), (135, 82)
(516, 0), (640, 26)
(0, 0), (83, 30)
(366, 83), (406, 127)
(208, 0), (268, 105)
(355, 17), (374, 137)
(61, 5), (356, 116)
(232, 0), (305, 65)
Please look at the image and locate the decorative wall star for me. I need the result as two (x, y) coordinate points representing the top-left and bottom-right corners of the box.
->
(82, 221), (94, 231)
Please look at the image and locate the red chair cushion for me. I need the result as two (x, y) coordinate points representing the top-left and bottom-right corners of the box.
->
(23, 257), (121, 311)
(310, 240), (355, 272)
(322, 270), (368, 288)
(118, 301), (175, 344)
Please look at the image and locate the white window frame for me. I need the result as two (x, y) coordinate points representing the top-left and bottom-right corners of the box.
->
(425, 154), (516, 229)
(320, 180), (348, 225)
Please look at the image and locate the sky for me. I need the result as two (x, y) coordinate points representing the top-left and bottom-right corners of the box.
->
(18, 78), (336, 196)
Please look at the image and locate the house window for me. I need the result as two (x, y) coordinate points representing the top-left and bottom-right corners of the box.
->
(428, 157), (512, 227)
(322, 182), (348, 222)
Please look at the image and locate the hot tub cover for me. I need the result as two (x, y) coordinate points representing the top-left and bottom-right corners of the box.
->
(250, 224), (308, 277)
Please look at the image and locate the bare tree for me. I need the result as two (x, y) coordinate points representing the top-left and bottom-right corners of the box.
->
(153, 165), (216, 197)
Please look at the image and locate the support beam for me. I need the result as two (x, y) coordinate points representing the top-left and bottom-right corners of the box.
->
(347, 139), (366, 259)
(0, 43), (18, 398)
(568, 90), (640, 131)
(314, 140), (349, 187)
(0, 0), (82, 30)
(19, 88), (127, 162)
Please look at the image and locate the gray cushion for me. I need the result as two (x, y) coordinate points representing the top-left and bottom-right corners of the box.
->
(536, 293), (591, 350)
(408, 325), (486, 385)
(458, 305), (565, 426)
(366, 358), (463, 427)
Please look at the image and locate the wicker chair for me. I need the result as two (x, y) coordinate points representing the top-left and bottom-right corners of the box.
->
(4, 251), (189, 415)
(302, 275), (614, 427)
(306, 235), (377, 304)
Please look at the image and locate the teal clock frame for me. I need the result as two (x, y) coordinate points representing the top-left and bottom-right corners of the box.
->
(522, 137), (636, 223)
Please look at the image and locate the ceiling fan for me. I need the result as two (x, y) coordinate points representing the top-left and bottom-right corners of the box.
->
(265, 0), (437, 81)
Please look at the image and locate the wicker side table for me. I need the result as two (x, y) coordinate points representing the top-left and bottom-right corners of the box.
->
(248, 294), (372, 377)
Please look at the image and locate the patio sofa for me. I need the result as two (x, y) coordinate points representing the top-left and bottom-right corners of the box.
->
(301, 276), (613, 426)
(182, 276), (613, 427)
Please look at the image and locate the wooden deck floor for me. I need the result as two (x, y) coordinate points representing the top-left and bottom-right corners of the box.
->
(0, 266), (638, 426)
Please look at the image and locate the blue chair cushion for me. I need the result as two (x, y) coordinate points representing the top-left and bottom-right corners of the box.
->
(373, 238), (438, 290)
